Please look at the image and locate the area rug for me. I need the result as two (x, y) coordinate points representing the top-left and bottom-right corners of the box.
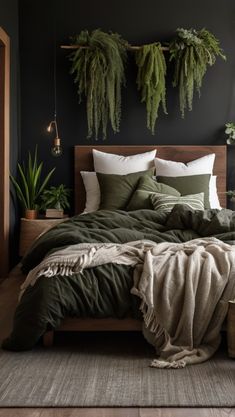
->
(0, 332), (234, 407)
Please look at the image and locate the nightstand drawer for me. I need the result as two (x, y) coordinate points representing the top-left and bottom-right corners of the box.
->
(19, 217), (68, 257)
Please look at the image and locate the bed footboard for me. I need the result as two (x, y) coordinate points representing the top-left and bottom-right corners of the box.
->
(42, 318), (142, 347)
(43, 310), (235, 358)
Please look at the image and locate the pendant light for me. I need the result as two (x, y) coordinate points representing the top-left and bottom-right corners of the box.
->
(47, 16), (63, 157)
(47, 118), (62, 157)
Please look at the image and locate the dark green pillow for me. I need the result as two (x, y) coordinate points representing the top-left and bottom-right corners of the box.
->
(156, 174), (211, 208)
(97, 169), (154, 210)
(127, 176), (180, 211)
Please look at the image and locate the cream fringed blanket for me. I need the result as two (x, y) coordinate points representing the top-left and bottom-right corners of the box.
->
(20, 238), (235, 368)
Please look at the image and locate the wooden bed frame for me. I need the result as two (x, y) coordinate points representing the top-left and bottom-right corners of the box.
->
(43, 145), (227, 347)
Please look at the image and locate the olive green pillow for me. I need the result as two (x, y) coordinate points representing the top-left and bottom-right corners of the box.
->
(126, 176), (180, 211)
(156, 174), (211, 208)
(97, 169), (154, 210)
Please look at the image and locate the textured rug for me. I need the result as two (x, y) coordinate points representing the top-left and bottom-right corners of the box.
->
(0, 332), (234, 407)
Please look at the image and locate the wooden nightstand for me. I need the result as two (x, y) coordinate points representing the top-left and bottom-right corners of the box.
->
(227, 300), (235, 358)
(19, 217), (68, 257)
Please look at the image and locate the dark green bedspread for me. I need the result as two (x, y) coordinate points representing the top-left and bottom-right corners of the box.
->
(3, 205), (235, 351)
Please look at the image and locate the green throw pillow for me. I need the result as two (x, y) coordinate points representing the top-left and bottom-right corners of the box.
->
(151, 192), (205, 212)
(97, 169), (154, 210)
(127, 176), (180, 211)
(156, 174), (211, 208)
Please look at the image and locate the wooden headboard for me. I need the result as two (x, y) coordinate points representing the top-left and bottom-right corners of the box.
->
(74, 145), (227, 213)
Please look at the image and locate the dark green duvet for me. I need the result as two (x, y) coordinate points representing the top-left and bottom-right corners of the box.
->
(3, 205), (235, 351)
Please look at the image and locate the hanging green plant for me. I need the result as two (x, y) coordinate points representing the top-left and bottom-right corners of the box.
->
(135, 43), (167, 134)
(169, 28), (226, 118)
(69, 29), (129, 139)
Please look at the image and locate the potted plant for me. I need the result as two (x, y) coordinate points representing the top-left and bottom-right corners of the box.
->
(10, 146), (55, 219)
(40, 184), (71, 218)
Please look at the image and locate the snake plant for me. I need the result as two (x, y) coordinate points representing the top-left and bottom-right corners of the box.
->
(10, 146), (55, 210)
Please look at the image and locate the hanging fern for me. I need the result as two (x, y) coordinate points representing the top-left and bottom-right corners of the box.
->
(169, 28), (226, 118)
(135, 43), (167, 134)
(69, 29), (128, 139)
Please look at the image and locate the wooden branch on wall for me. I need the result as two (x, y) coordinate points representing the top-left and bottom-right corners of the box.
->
(60, 44), (169, 51)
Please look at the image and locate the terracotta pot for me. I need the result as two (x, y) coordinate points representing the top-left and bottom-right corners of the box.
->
(25, 209), (38, 220)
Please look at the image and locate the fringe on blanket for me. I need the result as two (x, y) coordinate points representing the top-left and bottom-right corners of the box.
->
(38, 249), (97, 278)
(139, 300), (186, 369)
(151, 359), (186, 369)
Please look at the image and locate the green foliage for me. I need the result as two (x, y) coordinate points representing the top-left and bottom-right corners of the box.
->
(169, 28), (226, 118)
(225, 122), (235, 144)
(226, 189), (235, 204)
(40, 184), (71, 211)
(69, 29), (128, 139)
(10, 146), (55, 210)
(135, 43), (167, 134)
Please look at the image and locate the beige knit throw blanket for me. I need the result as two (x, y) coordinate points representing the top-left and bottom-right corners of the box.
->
(20, 238), (235, 368)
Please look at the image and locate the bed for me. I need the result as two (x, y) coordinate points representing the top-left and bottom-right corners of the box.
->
(44, 145), (227, 346)
(3, 144), (235, 364)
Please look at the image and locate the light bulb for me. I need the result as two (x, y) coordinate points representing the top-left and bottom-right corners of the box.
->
(51, 145), (63, 157)
(51, 137), (63, 157)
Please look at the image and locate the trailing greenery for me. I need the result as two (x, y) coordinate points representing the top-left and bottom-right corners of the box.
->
(68, 28), (226, 133)
(169, 28), (226, 117)
(40, 184), (71, 211)
(10, 146), (55, 210)
(69, 29), (128, 139)
(135, 43), (167, 134)
(225, 122), (235, 144)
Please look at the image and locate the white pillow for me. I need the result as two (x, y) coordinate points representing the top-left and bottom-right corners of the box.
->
(80, 171), (100, 213)
(154, 154), (221, 209)
(209, 176), (221, 209)
(93, 149), (157, 174)
(154, 154), (215, 176)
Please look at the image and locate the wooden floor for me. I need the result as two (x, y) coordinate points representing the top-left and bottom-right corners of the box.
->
(0, 409), (235, 417)
(0, 267), (234, 417)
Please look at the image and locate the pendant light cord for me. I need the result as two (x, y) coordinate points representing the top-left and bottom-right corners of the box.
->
(53, 10), (57, 121)
(48, 1), (63, 156)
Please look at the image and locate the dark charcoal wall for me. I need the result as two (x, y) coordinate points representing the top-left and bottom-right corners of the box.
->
(19, 0), (235, 205)
(0, 0), (19, 265)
